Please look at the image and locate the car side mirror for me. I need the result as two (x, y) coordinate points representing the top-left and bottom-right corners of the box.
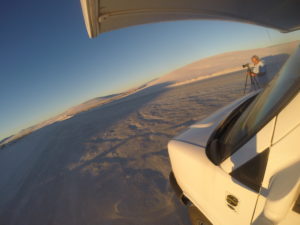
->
(207, 139), (222, 165)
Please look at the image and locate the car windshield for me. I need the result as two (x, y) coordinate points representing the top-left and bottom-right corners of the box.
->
(220, 45), (300, 159)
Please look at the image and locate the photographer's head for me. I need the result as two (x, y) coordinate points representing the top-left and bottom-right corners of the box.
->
(251, 55), (260, 65)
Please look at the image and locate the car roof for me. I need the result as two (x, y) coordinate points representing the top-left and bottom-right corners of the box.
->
(80, 0), (300, 38)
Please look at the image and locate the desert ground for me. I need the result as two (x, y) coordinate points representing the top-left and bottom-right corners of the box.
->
(0, 42), (297, 225)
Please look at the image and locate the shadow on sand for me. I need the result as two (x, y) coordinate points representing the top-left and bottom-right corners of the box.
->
(0, 81), (193, 225)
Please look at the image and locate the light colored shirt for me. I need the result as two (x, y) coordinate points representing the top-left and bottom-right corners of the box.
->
(252, 61), (266, 75)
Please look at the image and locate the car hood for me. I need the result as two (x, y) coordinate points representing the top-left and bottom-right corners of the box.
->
(173, 92), (258, 147)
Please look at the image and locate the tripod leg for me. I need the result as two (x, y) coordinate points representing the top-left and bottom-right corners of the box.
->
(252, 76), (259, 90)
(243, 73), (248, 94)
(250, 76), (259, 91)
(254, 77), (261, 89)
(250, 76), (255, 91)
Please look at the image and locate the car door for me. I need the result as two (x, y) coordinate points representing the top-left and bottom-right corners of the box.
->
(211, 118), (276, 225)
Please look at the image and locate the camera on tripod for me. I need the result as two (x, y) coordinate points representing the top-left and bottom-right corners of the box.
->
(242, 63), (250, 68)
(242, 63), (260, 93)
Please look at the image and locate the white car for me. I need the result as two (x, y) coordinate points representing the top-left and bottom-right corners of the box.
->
(168, 46), (300, 225)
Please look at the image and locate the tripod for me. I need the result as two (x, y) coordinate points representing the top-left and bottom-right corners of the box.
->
(243, 66), (260, 94)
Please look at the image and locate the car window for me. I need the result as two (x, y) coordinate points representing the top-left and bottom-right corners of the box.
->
(230, 148), (270, 192)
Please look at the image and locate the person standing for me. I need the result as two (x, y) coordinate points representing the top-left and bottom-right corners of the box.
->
(249, 55), (267, 87)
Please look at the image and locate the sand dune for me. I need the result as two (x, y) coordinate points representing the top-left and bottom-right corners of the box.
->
(147, 40), (298, 86)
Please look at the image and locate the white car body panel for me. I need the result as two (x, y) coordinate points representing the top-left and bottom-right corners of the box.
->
(211, 167), (258, 225)
(253, 125), (300, 224)
(273, 93), (300, 144)
(168, 140), (217, 223)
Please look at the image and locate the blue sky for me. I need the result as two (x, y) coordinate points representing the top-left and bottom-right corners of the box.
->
(0, 0), (300, 140)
